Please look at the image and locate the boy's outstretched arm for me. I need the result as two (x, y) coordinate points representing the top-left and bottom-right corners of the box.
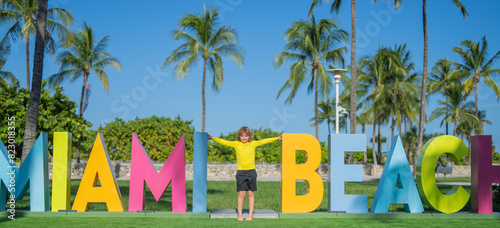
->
(253, 136), (280, 147)
(211, 136), (237, 148)
(277, 135), (282, 141)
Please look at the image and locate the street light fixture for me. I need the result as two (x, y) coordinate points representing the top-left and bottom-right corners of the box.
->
(342, 109), (349, 134)
(327, 68), (348, 134)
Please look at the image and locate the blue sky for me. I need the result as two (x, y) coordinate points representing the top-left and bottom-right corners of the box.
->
(3, 0), (500, 149)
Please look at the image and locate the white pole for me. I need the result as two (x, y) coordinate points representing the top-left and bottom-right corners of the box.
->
(328, 69), (346, 135)
(335, 75), (340, 134)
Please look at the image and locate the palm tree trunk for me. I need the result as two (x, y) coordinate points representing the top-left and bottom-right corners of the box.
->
(372, 119), (378, 165)
(398, 114), (403, 138)
(314, 68), (319, 140)
(390, 117), (395, 145)
(347, 0), (357, 165)
(445, 97), (449, 135)
(404, 117), (407, 135)
(313, 68), (321, 168)
(453, 120), (457, 136)
(25, 36), (31, 90)
(21, 0), (48, 163)
(414, 0), (428, 178)
(468, 134), (471, 165)
(474, 74), (479, 118)
(362, 125), (367, 164)
(79, 74), (88, 116)
(76, 73), (88, 163)
(327, 121), (331, 135)
(378, 121), (382, 164)
(202, 58), (207, 132)
(348, 0), (357, 133)
(408, 146), (413, 165)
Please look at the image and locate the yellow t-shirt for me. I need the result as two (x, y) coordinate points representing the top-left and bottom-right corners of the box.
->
(212, 137), (277, 170)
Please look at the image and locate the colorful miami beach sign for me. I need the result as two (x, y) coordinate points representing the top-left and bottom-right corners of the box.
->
(0, 131), (499, 214)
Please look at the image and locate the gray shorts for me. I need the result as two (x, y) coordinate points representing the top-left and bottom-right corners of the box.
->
(236, 169), (257, 192)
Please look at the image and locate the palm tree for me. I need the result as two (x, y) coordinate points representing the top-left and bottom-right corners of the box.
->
(162, 7), (244, 132)
(20, 0), (47, 163)
(275, 16), (348, 139)
(379, 0), (468, 177)
(309, 98), (335, 135)
(0, 45), (17, 90)
(456, 110), (489, 165)
(358, 46), (403, 164)
(0, 0), (73, 90)
(48, 22), (121, 163)
(453, 36), (500, 118)
(309, 0), (358, 139)
(386, 45), (419, 144)
(48, 22), (121, 116)
(427, 57), (467, 135)
(429, 84), (479, 136)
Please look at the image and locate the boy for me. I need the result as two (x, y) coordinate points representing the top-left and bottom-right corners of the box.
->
(208, 127), (282, 221)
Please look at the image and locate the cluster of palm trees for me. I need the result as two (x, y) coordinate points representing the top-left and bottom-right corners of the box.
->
(428, 37), (499, 163)
(277, 1), (498, 166)
(310, 39), (499, 166)
(356, 44), (420, 165)
(0, 0), (120, 162)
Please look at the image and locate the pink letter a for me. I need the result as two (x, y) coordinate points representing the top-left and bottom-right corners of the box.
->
(128, 133), (186, 212)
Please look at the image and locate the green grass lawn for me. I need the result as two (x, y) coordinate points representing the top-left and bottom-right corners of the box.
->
(3, 217), (500, 227)
(10, 179), (485, 212)
(3, 180), (499, 227)
(370, 177), (472, 183)
(435, 177), (471, 182)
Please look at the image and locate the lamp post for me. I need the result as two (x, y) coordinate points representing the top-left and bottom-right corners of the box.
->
(327, 68), (348, 134)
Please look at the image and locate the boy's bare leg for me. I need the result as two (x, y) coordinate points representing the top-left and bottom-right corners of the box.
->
(246, 191), (254, 221)
(237, 191), (245, 221)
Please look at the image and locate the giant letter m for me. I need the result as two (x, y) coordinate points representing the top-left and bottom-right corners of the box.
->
(1, 133), (49, 211)
(128, 133), (186, 212)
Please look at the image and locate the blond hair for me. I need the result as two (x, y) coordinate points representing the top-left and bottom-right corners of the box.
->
(236, 126), (253, 142)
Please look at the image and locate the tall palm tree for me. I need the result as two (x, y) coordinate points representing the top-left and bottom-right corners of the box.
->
(309, 0), (358, 139)
(379, 0), (468, 177)
(162, 7), (244, 132)
(0, 45), (16, 90)
(0, 0), (73, 90)
(275, 16), (348, 139)
(309, 98), (335, 135)
(20, 0), (46, 163)
(453, 36), (500, 118)
(427, 57), (467, 135)
(48, 22), (121, 163)
(429, 84), (479, 136)
(48, 22), (121, 116)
